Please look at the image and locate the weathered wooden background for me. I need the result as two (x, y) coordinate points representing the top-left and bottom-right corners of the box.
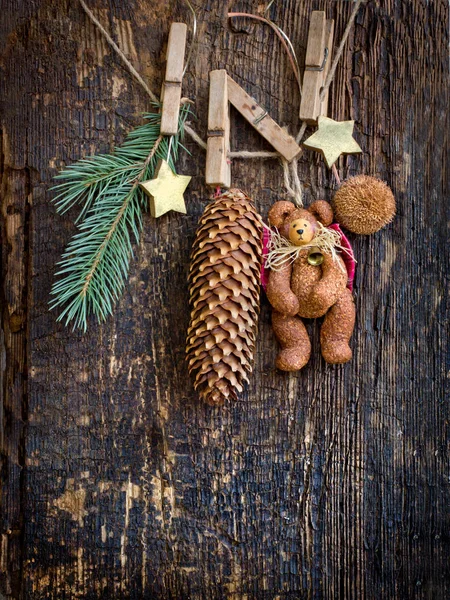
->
(1, 0), (448, 598)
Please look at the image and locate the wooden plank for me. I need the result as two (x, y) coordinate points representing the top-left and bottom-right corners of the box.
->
(160, 22), (187, 135)
(206, 69), (230, 188)
(205, 136), (230, 188)
(304, 11), (326, 67)
(227, 75), (301, 161)
(207, 69), (228, 131)
(299, 70), (322, 124)
(320, 19), (335, 118)
(0, 163), (29, 599)
(1, 1), (448, 599)
(299, 11), (326, 124)
(165, 22), (187, 83)
(160, 82), (183, 135)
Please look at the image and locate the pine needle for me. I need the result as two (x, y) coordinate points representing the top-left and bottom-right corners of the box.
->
(50, 105), (191, 331)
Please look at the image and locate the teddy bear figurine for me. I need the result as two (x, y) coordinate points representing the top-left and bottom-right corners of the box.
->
(266, 200), (354, 371)
(265, 175), (396, 371)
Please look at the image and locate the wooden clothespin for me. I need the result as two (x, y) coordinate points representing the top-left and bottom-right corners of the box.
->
(206, 70), (231, 188)
(160, 23), (187, 136)
(227, 76), (301, 162)
(205, 72), (301, 188)
(299, 11), (334, 124)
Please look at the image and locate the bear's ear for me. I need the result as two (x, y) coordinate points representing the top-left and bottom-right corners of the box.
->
(268, 201), (297, 228)
(308, 200), (334, 226)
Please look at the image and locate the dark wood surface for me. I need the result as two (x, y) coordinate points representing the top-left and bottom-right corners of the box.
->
(1, 0), (448, 598)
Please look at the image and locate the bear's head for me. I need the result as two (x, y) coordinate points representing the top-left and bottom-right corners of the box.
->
(267, 200), (334, 246)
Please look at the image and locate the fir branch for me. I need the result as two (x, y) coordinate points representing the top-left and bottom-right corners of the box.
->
(50, 106), (191, 331)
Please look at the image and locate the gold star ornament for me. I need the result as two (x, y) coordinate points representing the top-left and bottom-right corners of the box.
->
(140, 160), (191, 218)
(303, 116), (362, 168)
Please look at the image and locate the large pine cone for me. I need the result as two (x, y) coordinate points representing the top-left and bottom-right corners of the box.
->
(186, 189), (263, 406)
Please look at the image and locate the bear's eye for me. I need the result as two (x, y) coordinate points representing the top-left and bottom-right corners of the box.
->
(292, 224), (296, 228)
(304, 224), (308, 227)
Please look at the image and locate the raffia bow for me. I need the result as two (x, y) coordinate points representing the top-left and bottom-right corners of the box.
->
(263, 222), (355, 272)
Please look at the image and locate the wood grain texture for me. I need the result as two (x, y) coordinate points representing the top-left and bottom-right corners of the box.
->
(160, 22), (187, 135)
(300, 11), (326, 122)
(206, 69), (230, 187)
(319, 19), (334, 119)
(0, 0), (448, 598)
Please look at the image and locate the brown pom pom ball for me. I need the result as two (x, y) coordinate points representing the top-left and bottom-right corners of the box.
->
(332, 175), (395, 234)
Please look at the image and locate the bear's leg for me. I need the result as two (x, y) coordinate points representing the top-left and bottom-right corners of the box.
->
(272, 311), (311, 371)
(320, 288), (355, 364)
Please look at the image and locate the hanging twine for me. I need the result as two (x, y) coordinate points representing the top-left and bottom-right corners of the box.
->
(78, 0), (365, 198)
(281, 158), (304, 207)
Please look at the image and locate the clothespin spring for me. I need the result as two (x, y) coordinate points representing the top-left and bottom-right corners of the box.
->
(305, 47), (329, 72)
